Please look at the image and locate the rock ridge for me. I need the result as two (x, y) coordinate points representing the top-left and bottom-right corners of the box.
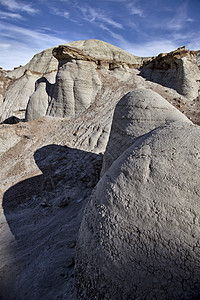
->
(53, 44), (145, 69)
(76, 119), (200, 299)
(140, 46), (200, 100)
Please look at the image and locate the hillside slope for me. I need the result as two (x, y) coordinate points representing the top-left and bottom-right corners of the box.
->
(0, 40), (200, 299)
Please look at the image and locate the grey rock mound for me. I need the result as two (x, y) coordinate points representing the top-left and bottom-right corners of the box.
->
(65, 39), (148, 66)
(102, 88), (190, 174)
(75, 121), (200, 299)
(25, 76), (54, 121)
(26, 40), (147, 121)
(46, 59), (102, 119)
(1, 39), (147, 122)
(140, 47), (200, 100)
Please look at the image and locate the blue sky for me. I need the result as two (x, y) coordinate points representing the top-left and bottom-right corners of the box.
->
(0, 0), (200, 70)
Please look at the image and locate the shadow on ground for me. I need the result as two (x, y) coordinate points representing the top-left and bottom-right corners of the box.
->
(1, 144), (102, 300)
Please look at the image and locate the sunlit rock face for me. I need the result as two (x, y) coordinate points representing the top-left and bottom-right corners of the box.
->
(0, 47), (58, 122)
(46, 46), (102, 117)
(26, 40), (146, 121)
(101, 88), (190, 174)
(75, 121), (200, 300)
(140, 47), (200, 100)
(1, 39), (200, 300)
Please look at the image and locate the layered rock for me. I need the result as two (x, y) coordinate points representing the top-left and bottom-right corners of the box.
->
(45, 46), (102, 118)
(101, 88), (190, 174)
(0, 70), (44, 121)
(1, 39), (148, 122)
(0, 45), (59, 122)
(62, 39), (149, 67)
(1, 40), (200, 123)
(1, 40), (200, 300)
(75, 121), (200, 299)
(25, 74), (55, 121)
(26, 40), (149, 121)
(140, 47), (200, 100)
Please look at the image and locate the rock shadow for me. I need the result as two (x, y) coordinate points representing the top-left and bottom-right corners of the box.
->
(1, 144), (102, 300)
(36, 76), (55, 98)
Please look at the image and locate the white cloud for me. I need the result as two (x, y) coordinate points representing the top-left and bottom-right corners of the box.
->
(0, 22), (69, 69)
(0, 0), (39, 14)
(51, 8), (70, 19)
(129, 40), (178, 57)
(187, 39), (200, 51)
(0, 22), (66, 46)
(0, 10), (23, 19)
(106, 0), (127, 2)
(78, 5), (123, 29)
(128, 2), (143, 17)
(165, 3), (193, 32)
(99, 25), (178, 57)
(128, 3), (143, 17)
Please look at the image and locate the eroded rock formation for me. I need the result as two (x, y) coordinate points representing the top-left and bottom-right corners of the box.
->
(76, 120), (200, 299)
(1, 41), (200, 124)
(26, 41), (149, 121)
(101, 88), (190, 174)
(140, 47), (200, 100)
(46, 46), (102, 118)
(1, 40), (200, 300)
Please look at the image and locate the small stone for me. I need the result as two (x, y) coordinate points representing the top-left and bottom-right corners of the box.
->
(58, 197), (70, 208)
(66, 257), (75, 268)
(40, 200), (51, 207)
(87, 181), (95, 188)
(67, 240), (76, 248)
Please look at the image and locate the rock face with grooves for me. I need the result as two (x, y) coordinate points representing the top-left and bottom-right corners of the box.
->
(0, 70), (45, 121)
(140, 47), (200, 100)
(75, 121), (200, 300)
(46, 47), (102, 117)
(25, 75), (55, 121)
(26, 40), (149, 120)
(62, 39), (148, 66)
(101, 88), (191, 174)
(1, 39), (200, 299)
(1, 39), (148, 122)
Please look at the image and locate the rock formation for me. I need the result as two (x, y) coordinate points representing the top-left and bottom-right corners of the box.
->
(25, 75), (55, 121)
(0, 39), (200, 300)
(45, 46), (102, 118)
(140, 47), (200, 100)
(26, 40), (149, 121)
(1, 39), (149, 122)
(101, 88), (191, 174)
(75, 121), (200, 299)
(1, 41), (200, 125)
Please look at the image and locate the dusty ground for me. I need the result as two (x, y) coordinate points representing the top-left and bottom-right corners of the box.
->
(0, 68), (200, 299)
(0, 130), (102, 299)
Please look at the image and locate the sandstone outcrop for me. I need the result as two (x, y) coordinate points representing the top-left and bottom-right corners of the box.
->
(101, 88), (191, 174)
(1, 39), (148, 122)
(75, 121), (200, 299)
(0, 45), (61, 122)
(45, 47), (102, 118)
(140, 47), (200, 100)
(62, 39), (149, 67)
(25, 74), (55, 121)
(0, 69), (12, 106)
(26, 40), (149, 121)
(1, 40), (200, 300)
(0, 69), (44, 121)
(1, 41), (200, 124)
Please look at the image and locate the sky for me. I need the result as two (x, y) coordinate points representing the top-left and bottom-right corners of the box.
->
(0, 0), (200, 70)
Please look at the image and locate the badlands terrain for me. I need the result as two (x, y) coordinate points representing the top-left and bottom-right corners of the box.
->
(0, 39), (200, 299)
